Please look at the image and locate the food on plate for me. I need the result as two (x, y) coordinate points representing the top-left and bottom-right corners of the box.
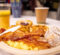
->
(9, 25), (17, 29)
(16, 20), (33, 27)
(0, 28), (6, 33)
(0, 20), (51, 50)
(45, 26), (60, 46)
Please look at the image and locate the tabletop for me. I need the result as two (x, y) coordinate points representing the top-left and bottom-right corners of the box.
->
(10, 16), (60, 25)
(0, 16), (60, 55)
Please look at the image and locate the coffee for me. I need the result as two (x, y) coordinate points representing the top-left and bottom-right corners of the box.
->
(35, 7), (49, 24)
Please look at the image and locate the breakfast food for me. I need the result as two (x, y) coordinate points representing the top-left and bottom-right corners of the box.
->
(45, 26), (60, 46)
(0, 20), (51, 50)
(16, 20), (33, 27)
(0, 28), (6, 34)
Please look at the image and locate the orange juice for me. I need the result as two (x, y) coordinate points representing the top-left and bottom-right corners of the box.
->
(0, 10), (10, 29)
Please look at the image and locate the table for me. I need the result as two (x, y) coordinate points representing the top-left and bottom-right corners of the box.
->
(0, 16), (60, 55)
(10, 16), (60, 25)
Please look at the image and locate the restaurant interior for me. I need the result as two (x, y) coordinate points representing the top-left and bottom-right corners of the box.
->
(0, 0), (59, 19)
(0, 0), (60, 55)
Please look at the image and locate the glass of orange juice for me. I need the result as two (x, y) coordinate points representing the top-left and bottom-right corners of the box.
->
(0, 4), (10, 29)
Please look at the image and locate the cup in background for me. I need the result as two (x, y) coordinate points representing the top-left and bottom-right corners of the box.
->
(35, 7), (49, 24)
(0, 4), (11, 29)
(10, 0), (22, 18)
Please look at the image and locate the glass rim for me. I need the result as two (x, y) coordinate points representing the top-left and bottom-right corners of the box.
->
(35, 7), (49, 9)
(0, 3), (11, 10)
(0, 3), (11, 7)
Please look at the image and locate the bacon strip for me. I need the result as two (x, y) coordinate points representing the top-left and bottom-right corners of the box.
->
(0, 28), (6, 33)
(1, 34), (40, 41)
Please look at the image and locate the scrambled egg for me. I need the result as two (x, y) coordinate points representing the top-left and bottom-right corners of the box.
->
(5, 40), (39, 50)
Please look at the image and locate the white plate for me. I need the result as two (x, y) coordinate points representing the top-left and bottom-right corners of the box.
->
(0, 25), (60, 55)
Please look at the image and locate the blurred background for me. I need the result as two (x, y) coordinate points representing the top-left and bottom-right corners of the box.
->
(0, 0), (59, 20)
